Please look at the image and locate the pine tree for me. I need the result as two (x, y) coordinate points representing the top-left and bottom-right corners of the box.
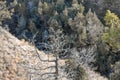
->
(102, 10), (120, 51)
(104, 10), (120, 28)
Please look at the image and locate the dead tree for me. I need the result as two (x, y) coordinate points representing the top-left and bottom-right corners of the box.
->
(28, 28), (69, 80)
(45, 27), (69, 80)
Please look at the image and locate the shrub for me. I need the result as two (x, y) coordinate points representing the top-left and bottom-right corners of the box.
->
(110, 61), (120, 80)
(104, 10), (120, 28)
(102, 10), (120, 51)
(65, 59), (87, 80)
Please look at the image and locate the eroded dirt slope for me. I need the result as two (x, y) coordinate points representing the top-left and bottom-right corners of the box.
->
(0, 26), (60, 80)
(0, 27), (108, 80)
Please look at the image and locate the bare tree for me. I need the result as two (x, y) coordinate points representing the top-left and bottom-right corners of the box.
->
(70, 45), (97, 69)
(48, 27), (70, 80)
(26, 27), (70, 80)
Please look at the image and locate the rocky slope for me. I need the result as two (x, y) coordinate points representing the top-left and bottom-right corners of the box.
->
(0, 26), (108, 80)
(0, 26), (67, 80)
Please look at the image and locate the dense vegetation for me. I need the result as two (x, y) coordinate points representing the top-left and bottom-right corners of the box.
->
(0, 0), (120, 80)
(102, 10), (120, 51)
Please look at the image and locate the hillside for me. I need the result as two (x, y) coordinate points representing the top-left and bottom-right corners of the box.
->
(0, 0), (120, 80)
(0, 26), (108, 80)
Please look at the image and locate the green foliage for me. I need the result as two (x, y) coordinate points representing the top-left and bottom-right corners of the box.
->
(19, 2), (27, 15)
(102, 28), (120, 50)
(110, 61), (120, 80)
(102, 10), (120, 51)
(65, 59), (87, 80)
(28, 19), (37, 34)
(68, 12), (87, 46)
(104, 10), (120, 27)
(72, 0), (79, 4)
(2, 0), (120, 79)
(0, 1), (11, 23)
(85, 9), (103, 44)
(105, 0), (120, 16)
(95, 42), (116, 76)
(68, 8), (103, 46)
(42, 2), (49, 14)
(55, 3), (65, 13)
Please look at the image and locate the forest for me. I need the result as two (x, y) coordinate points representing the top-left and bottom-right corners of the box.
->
(0, 0), (120, 80)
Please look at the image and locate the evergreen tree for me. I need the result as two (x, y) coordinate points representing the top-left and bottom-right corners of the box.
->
(102, 10), (120, 51)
